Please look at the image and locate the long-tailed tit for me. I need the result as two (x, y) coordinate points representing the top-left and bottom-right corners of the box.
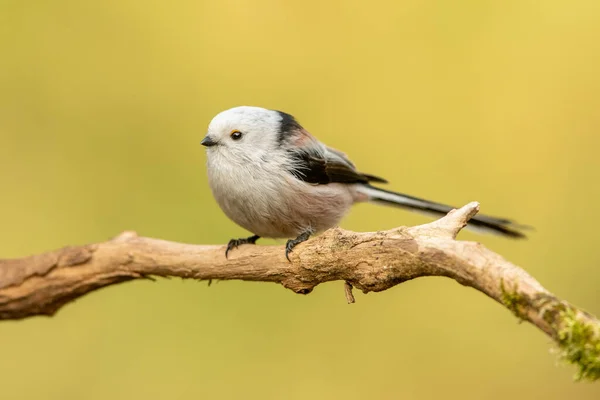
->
(201, 106), (527, 260)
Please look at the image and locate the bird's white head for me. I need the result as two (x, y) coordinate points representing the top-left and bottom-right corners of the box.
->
(202, 106), (293, 157)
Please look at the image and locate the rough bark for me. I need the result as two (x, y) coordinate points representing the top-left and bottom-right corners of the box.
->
(0, 202), (598, 380)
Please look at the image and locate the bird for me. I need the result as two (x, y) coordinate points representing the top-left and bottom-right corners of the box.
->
(201, 106), (527, 260)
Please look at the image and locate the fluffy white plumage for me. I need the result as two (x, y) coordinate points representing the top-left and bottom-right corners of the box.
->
(204, 106), (355, 238)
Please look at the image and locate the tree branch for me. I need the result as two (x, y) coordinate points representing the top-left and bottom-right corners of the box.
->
(0, 202), (598, 380)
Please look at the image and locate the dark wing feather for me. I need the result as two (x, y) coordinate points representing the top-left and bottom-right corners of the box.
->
(325, 146), (356, 168)
(287, 148), (388, 185)
(360, 173), (388, 184)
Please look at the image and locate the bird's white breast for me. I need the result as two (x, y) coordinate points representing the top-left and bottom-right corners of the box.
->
(206, 149), (355, 238)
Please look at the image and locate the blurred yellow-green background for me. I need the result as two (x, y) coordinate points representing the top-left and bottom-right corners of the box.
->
(1, 0), (599, 399)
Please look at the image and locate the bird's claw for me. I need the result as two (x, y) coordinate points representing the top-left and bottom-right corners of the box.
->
(225, 239), (241, 259)
(285, 241), (295, 262)
(284, 230), (312, 262)
(225, 235), (260, 258)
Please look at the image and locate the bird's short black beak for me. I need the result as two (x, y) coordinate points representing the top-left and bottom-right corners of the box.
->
(201, 136), (218, 147)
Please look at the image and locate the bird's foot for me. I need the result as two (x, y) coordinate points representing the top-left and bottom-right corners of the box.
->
(285, 230), (312, 262)
(225, 235), (260, 258)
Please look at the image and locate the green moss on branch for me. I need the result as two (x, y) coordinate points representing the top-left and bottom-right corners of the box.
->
(500, 283), (600, 381)
(500, 280), (528, 321)
(555, 307), (600, 381)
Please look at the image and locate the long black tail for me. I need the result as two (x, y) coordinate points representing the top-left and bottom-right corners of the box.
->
(358, 184), (529, 239)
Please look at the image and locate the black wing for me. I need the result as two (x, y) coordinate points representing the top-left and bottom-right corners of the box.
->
(287, 147), (388, 185)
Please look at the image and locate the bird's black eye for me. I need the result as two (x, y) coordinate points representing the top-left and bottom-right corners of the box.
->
(230, 130), (243, 140)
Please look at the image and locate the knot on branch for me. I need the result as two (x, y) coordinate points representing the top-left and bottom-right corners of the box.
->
(112, 231), (139, 242)
(280, 277), (315, 295)
(408, 201), (480, 239)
